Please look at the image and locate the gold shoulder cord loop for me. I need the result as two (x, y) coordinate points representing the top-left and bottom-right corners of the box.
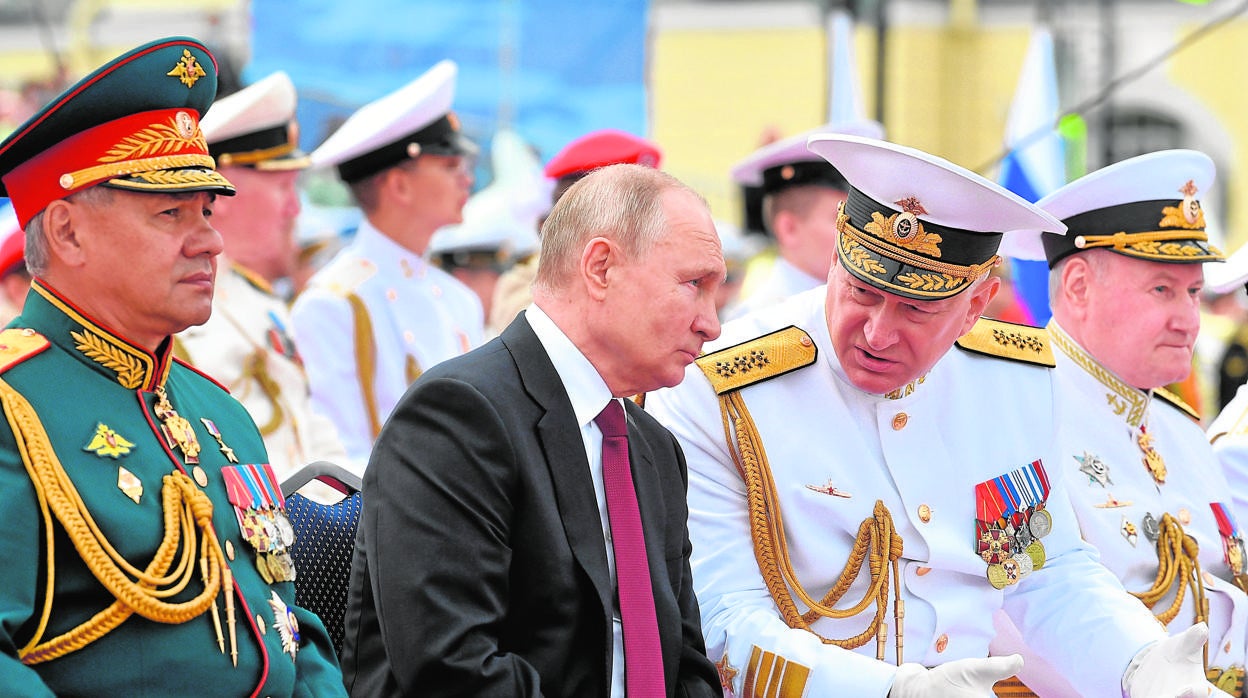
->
(1130, 513), (1208, 668)
(241, 348), (286, 437)
(719, 390), (906, 664)
(346, 293), (382, 439)
(0, 377), (233, 665)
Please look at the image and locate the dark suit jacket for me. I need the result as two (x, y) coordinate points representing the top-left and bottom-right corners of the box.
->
(340, 313), (721, 697)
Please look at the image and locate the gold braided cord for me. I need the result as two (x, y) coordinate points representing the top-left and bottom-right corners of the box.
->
(719, 391), (905, 663)
(241, 349), (285, 437)
(347, 293), (383, 439)
(0, 377), (231, 664)
(837, 212), (998, 281)
(61, 154), (215, 191)
(1130, 513), (1208, 669)
(1076, 229), (1209, 251)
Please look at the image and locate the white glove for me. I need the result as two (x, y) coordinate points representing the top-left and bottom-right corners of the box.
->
(889, 654), (1022, 697)
(1122, 623), (1233, 698)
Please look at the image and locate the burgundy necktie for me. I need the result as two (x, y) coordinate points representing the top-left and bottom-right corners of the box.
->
(595, 399), (666, 696)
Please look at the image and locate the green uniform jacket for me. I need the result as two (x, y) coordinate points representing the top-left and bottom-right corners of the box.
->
(0, 280), (346, 697)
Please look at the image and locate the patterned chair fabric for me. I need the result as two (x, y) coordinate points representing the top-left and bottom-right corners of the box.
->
(281, 461), (363, 657)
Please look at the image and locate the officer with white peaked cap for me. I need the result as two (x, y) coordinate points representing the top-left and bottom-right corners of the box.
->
(290, 59), (485, 464)
(429, 197), (538, 333)
(990, 149), (1243, 697)
(724, 120), (883, 320)
(646, 134), (1217, 697)
(180, 70), (354, 500)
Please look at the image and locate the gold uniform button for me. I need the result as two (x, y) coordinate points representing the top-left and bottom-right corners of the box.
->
(225, 540), (235, 561)
(192, 465), (208, 488)
(935, 634), (949, 653)
(916, 566), (932, 576)
(1178, 508), (1191, 525)
(800, 336), (813, 347)
(892, 413), (908, 430)
(918, 504), (932, 523)
(1204, 571), (1216, 586)
(257, 614), (267, 634)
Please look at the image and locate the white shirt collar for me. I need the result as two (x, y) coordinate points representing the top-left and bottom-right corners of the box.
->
(525, 303), (614, 426)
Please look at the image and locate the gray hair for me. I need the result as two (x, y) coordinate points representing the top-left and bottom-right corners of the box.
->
(24, 186), (114, 276)
(534, 163), (704, 291)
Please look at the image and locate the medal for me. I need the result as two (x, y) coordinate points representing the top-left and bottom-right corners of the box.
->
(976, 459), (1052, 588)
(978, 528), (1012, 564)
(269, 591), (301, 661)
(153, 386), (201, 464)
(1011, 552), (1034, 579)
(1212, 503), (1247, 576)
(268, 550), (297, 583)
(274, 511), (296, 548)
(1025, 540), (1046, 570)
(1137, 426), (1166, 485)
(987, 563), (1011, 589)
(1141, 512), (1160, 543)
(200, 418), (238, 463)
(1028, 508), (1052, 539)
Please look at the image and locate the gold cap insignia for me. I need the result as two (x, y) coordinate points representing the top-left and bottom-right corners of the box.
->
(166, 49), (207, 88)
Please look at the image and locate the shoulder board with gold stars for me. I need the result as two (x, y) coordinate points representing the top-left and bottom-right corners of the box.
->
(1153, 386), (1200, 423)
(955, 318), (1054, 367)
(319, 257), (377, 297)
(695, 325), (817, 395)
(0, 328), (50, 374)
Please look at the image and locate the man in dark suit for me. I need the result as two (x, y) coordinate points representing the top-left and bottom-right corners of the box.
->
(341, 163), (726, 697)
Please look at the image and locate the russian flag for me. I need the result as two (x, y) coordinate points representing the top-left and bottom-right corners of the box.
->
(999, 29), (1066, 326)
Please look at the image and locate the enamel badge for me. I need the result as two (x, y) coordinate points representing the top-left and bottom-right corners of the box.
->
(84, 423), (135, 459)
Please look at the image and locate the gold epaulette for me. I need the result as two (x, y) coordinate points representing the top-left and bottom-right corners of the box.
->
(0, 328), (49, 373)
(1154, 386), (1200, 422)
(695, 326), (816, 395)
(955, 318), (1054, 367)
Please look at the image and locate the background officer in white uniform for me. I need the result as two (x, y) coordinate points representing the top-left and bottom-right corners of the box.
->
(1210, 243), (1248, 552)
(179, 71), (353, 496)
(992, 150), (1246, 697)
(723, 120), (882, 320)
(290, 60), (485, 464)
(646, 134), (1222, 698)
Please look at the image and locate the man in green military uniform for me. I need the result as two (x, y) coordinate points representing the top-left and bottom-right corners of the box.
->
(0, 37), (346, 696)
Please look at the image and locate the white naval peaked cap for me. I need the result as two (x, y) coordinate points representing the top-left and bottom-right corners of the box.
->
(731, 120), (884, 191)
(310, 59), (478, 183)
(1003, 149), (1222, 267)
(429, 198), (536, 271)
(808, 133), (1066, 300)
(201, 71), (309, 170)
(1207, 241), (1248, 295)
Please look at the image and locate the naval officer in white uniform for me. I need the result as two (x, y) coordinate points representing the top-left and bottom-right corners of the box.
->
(290, 60), (485, 464)
(646, 134), (1223, 698)
(723, 120), (881, 321)
(990, 149), (1246, 697)
(179, 70), (353, 493)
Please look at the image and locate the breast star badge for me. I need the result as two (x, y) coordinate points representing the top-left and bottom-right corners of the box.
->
(1074, 451), (1112, 488)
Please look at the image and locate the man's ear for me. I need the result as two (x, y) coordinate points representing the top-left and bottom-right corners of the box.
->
(772, 209), (799, 248)
(959, 274), (1001, 336)
(42, 199), (87, 267)
(1057, 256), (1092, 319)
(580, 236), (614, 301)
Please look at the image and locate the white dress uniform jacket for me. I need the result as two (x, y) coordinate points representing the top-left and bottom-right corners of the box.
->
(1211, 383), (1248, 525)
(177, 261), (353, 485)
(645, 288), (1165, 697)
(289, 218), (484, 464)
(992, 320), (1248, 696)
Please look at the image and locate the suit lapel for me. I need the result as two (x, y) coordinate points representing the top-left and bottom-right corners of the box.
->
(500, 315), (614, 614)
